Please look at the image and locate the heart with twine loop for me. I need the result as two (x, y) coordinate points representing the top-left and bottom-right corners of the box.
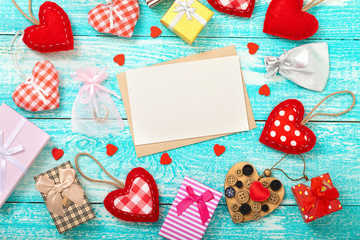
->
(207, 0), (256, 18)
(12, 60), (60, 112)
(224, 162), (284, 223)
(88, 0), (140, 38)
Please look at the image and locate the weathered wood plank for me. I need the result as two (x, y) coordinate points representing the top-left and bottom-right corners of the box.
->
(0, 203), (358, 239)
(0, 36), (359, 121)
(2, 0), (359, 39)
(5, 119), (360, 205)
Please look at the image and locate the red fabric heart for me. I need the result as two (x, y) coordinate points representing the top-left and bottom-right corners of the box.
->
(114, 54), (125, 66)
(247, 42), (259, 54)
(160, 153), (172, 165)
(263, 0), (319, 40)
(208, 0), (256, 18)
(249, 181), (270, 201)
(214, 144), (226, 156)
(260, 99), (316, 154)
(104, 167), (159, 222)
(52, 148), (64, 160)
(23, 2), (74, 53)
(150, 26), (162, 38)
(12, 60), (60, 112)
(106, 144), (118, 156)
(259, 84), (270, 96)
(88, 0), (139, 38)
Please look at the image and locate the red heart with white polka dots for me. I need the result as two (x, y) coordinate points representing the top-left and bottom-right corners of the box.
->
(259, 99), (316, 154)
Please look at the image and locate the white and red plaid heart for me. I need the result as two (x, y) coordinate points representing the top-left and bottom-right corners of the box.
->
(12, 60), (60, 112)
(88, 0), (140, 38)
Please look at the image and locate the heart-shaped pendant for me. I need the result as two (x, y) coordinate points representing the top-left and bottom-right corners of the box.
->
(259, 99), (316, 154)
(224, 162), (284, 223)
(88, 0), (140, 38)
(23, 1), (74, 53)
(207, 0), (256, 18)
(12, 60), (60, 112)
(104, 167), (159, 222)
(263, 0), (318, 40)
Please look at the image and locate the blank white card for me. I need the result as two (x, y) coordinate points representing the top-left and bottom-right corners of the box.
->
(126, 55), (249, 145)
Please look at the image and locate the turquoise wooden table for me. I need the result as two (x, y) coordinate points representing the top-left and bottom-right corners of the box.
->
(1, 0), (359, 239)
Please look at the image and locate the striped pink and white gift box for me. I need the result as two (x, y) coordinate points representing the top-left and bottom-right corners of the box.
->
(159, 176), (222, 240)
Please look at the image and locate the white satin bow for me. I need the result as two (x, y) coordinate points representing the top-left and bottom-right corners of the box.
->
(106, 0), (124, 29)
(264, 42), (329, 92)
(174, 0), (197, 20)
(36, 168), (85, 217)
(24, 76), (50, 104)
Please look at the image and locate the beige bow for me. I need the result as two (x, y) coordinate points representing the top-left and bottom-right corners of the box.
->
(36, 168), (84, 217)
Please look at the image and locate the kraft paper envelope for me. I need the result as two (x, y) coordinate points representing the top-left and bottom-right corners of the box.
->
(117, 45), (256, 157)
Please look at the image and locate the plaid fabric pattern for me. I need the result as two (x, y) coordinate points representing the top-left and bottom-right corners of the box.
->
(218, 0), (250, 10)
(12, 60), (60, 112)
(114, 177), (153, 214)
(88, 0), (139, 38)
(34, 161), (95, 234)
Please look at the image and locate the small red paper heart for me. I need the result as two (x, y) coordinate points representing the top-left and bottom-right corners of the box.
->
(259, 84), (270, 96)
(160, 153), (172, 165)
(263, 0), (319, 40)
(207, 0), (256, 18)
(214, 144), (226, 156)
(52, 148), (64, 160)
(106, 144), (118, 156)
(150, 26), (162, 38)
(23, 2), (74, 53)
(104, 167), (159, 222)
(249, 181), (271, 201)
(247, 42), (259, 54)
(114, 54), (125, 66)
(259, 99), (317, 154)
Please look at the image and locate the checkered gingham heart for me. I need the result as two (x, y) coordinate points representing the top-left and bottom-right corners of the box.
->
(88, 0), (140, 38)
(219, 0), (251, 10)
(12, 60), (60, 112)
(114, 177), (153, 214)
(34, 162), (95, 234)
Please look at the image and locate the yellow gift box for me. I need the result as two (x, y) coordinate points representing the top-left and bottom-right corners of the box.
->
(160, 0), (213, 45)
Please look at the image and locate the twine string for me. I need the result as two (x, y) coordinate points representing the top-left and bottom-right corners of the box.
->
(302, 0), (325, 11)
(11, 0), (39, 25)
(301, 90), (355, 125)
(260, 154), (309, 182)
(74, 152), (125, 189)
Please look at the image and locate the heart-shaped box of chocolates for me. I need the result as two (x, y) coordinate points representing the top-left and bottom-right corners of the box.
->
(224, 162), (284, 223)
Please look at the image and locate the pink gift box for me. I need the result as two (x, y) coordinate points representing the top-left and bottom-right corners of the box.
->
(159, 176), (222, 240)
(0, 103), (50, 207)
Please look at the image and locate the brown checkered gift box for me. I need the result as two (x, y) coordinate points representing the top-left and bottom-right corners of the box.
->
(34, 161), (95, 234)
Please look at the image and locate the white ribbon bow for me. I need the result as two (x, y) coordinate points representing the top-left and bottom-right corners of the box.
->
(106, 0), (124, 29)
(264, 42), (329, 92)
(0, 119), (26, 195)
(24, 76), (50, 104)
(168, 0), (208, 31)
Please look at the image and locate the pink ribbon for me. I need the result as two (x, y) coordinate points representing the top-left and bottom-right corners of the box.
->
(71, 66), (121, 105)
(176, 185), (214, 225)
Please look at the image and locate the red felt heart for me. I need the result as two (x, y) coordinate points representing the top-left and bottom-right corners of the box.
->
(249, 181), (271, 202)
(113, 54), (125, 66)
(160, 153), (172, 165)
(214, 144), (226, 156)
(263, 0), (319, 40)
(23, 2), (74, 53)
(104, 167), (159, 222)
(259, 84), (270, 97)
(150, 26), (162, 38)
(12, 60), (60, 112)
(208, 0), (256, 18)
(247, 42), (259, 54)
(260, 99), (316, 154)
(106, 144), (118, 156)
(52, 148), (64, 160)
(88, 0), (139, 38)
